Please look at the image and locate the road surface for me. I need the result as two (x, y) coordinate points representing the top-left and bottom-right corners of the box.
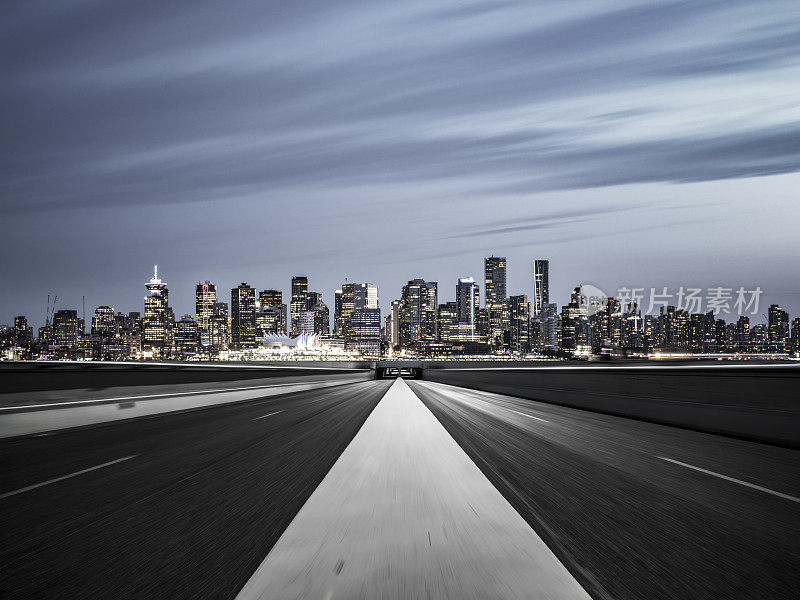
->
(1, 377), (797, 599)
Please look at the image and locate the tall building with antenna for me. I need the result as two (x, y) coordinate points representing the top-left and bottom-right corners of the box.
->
(143, 265), (170, 358)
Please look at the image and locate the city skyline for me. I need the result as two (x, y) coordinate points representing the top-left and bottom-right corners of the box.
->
(3, 254), (794, 333)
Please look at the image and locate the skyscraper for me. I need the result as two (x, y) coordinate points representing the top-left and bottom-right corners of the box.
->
(337, 282), (379, 348)
(259, 289), (286, 335)
(195, 281), (217, 347)
(484, 256), (507, 305)
(143, 265), (169, 357)
(385, 300), (401, 349)
(533, 259), (550, 317)
(456, 277), (480, 326)
(484, 256), (508, 349)
(231, 282), (257, 349)
(52, 309), (79, 354)
(209, 302), (229, 351)
(768, 304), (789, 353)
(91, 306), (116, 338)
(437, 301), (458, 343)
(509, 295), (530, 353)
(290, 276), (309, 337)
(399, 279), (438, 349)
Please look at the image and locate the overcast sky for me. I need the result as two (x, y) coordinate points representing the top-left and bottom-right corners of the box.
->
(2, 0), (799, 328)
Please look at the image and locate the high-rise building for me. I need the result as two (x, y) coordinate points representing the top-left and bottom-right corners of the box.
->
(768, 304), (789, 353)
(509, 295), (530, 353)
(437, 302), (458, 343)
(560, 287), (590, 354)
(175, 315), (198, 354)
(539, 303), (560, 352)
(231, 283), (257, 349)
(143, 265), (169, 357)
(484, 256), (507, 305)
(91, 306), (116, 338)
(484, 256), (508, 348)
(790, 318), (800, 355)
(350, 308), (381, 355)
(385, 300), (401, 349)
(258, 289), (286, 335)
(209, 302), (229, 351)
(195, 281), (217, 347)
(52, 309), (79, 353)
(533, 259), (550, 317)
(13, 316), (32, 349)
(290, 276), (309, 337)
(399, 279), (438, 349)
(336, 282), (379, 349)
(456, 277), (480, 325)
(454, 278), (480, 342)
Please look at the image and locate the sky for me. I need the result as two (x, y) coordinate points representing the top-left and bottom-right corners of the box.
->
(2, 0), (799, 329)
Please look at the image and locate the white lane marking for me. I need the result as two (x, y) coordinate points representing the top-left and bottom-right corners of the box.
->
(252, 410), (284, 421)
(0, 382), (309, 412)
(508, 409), (549, 422)
(0, 455), (137, 500)
(657, 457), (800, 504)
(236, 378), (590, 600)
(421, 381), (551, 424)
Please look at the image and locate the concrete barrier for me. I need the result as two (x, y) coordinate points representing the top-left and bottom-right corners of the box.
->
(422, 363), (800, 447)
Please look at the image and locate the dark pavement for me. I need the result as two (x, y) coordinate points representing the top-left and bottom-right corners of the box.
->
(0, 380), (390, 599)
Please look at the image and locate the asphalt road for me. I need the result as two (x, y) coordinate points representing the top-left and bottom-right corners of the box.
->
(0, 379), (390, 599)
(3, 376), (798, 599)
(409, 380), (800, 600)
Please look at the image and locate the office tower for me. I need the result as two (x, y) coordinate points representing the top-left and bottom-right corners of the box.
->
(734, 316), (750, 352)
(337, 283), (379, 348)
(52, 309), (79, 353)
(767, 304), (789, 353)
(560, 287), (590, 353)
(311, 297), (330, 335)
(436, 302), (458, 343)
(484, 256), (507, 304)
(91, 306), (116, 338)
(175, 315), (198, 354)
(456, 278), (479, 325)
(509, 295), (530, 353)
(334, 289), (344, 336)
(385, 300), (401, 349)
(533, 259), (549, 317)
(399, 279), (438, 349)
(259, 289), (282, 310)
(290, 276), (309, 337)
(231, 282), (257, 349)
(350, 308), (381, 355)
(790, 318), (800, 355)
(484, 256), (508, 349)
(194, 281), (217, 347)
(455, 277), (480, 342)
(259, 289), (286, 335)
(127, 312), (142, 332)
(143, 265), (169, 357)
(209, 302), (229, 351)
(14, 316), (32, 348)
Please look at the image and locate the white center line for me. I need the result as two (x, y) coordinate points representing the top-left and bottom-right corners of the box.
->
(657, 456), (800, 504)
(0, 455), (137, 500)
(252, 410), (284, 421)
(508, 409), (549, 422)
